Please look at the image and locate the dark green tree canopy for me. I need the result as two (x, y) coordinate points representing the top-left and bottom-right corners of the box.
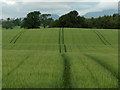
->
(55, 10), (86, 28)
(2, 21), (15, 29)
(2, 10), (119, 29)
(21, 11), (41, 29)
(40, 14), (51, 28)
(52, 10), (119, 29)
(12, 18), (21, 26)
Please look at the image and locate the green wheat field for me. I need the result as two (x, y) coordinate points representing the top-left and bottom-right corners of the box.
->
(2, 28), (118, 88)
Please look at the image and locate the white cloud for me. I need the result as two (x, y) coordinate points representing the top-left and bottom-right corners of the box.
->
(21, 2), (70, 9)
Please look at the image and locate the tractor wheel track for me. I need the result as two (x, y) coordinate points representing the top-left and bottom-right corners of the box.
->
(94, 31), (107, 45)
(59, 28), (61, 53)
(79, 57), (99, 87)
(61, 54), (71, 88)
(96, 31), (111, 45)
(10, 30), (26, 44)
(10, 31), (23, 43)
(85, 54), (118, 79)
(3, 56), (29, 83)
(62, 28), (67, 52)
(13, 30), (26, 44)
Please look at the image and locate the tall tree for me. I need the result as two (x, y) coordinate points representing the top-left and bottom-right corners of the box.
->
(59, 10), (79, 28)
(47, 18), (54, 28)
(21, 11), (41, 29)
(40, 14), (51, 28)
(57, 10), (87, 28)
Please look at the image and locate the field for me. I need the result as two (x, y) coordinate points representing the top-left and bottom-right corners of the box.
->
(2, 28), (118, 88)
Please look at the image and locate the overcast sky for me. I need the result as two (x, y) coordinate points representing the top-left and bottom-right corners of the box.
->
(0, 0), (119, 19)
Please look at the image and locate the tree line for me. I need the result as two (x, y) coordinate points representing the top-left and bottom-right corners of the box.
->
(52, 10), (120, 29)
(2, 10), (120, 29)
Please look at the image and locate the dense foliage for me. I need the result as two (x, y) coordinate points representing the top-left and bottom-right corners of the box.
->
(20, 11), (53, 29)
(51, 11), (86, 28)
(2, 18), (21, 29)
(21, 11), (41, 29)
(52, 10), (119, 29)
(12, 18), (21, 26)
(40, 14), (54, 28)
(2, 21), (15, 29)
(85, 14), (119, 29)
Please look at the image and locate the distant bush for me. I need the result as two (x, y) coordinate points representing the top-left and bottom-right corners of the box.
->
(0, 21), (2, 25)
(12, 18), (21, 26)
(2, 21), (15, 29)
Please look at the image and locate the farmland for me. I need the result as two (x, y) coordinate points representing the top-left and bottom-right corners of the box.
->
(2, 28), (118, 88)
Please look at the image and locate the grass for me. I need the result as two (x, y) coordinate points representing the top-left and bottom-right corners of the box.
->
(67, 53), (118, 88)
(3, 51), (64, 88)
(2, 28), (118, 88)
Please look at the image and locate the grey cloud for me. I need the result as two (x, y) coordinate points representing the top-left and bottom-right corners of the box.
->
(1, 2), (118, 19)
